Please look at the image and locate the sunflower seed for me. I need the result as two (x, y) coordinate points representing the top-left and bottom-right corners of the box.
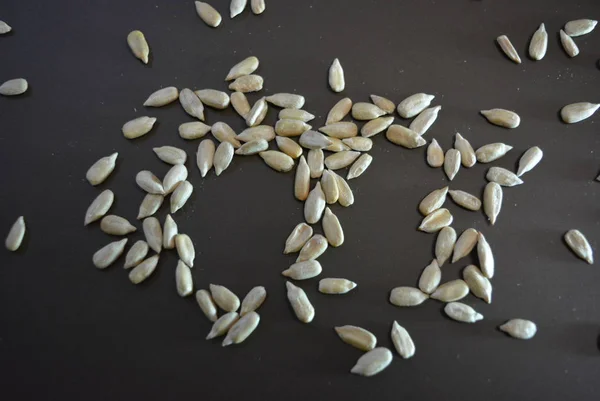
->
(564, 229), (594, 264)
(276, 136), (303, 159)
(222, 311), (260, 347)
(435, 226), (456, 266)
(319, 278), (357, 294)
(226, 56), (259, 81)
(476, 143), (513, 163)
(477, 233), (494, 279)
(350, 347), (392, 377)
(360, 117), (392, 138)
(282, 260), (323, 280)
(265, 93), (305, 109)
(259, 150), (294, 172)
(5, 216), (25, 252)
(418, 259), (441, 294)
(343, 137), (372, 152)
(419, 208), (453, 233)
(153, 146), (186, 165)
(321, 170), (339, 204)
(322, 208), (344, 247)
(389, 287), (429, 307)
(286, 280), (316, 324)
(419, 186), (448, 216)
(127, 30), (149, 64)
(496, 35), (521, 64)
(206, 312), (239, 339)
(329, 58), (345, 92)
(463, 265), (492, 303)
(386, 124), (426, 148)
(352, 102), (386, 120)
(299, 130), (332, 150)
(230, 91), (251, 118)
(480, 109), (520, 129)
(230, 0), (247, 18)
(279, 108), (315, 122)
(430, 279), (469, 302)
(408, 105), (441, 136)
(240, 286), (267, 316)
(331, 171), (354, 207)
(212, 122), (241, 148)
(397, 93), (435, 118)
(0, 20), (12, 34)
(390, 322), (415, 359)
(326, 97), (352, 125)
(124, 240), (149, 269)
(443, 149), (461, 180)
(162, 214), (178, 249)
(320, 122), (358, 139)
(444, 302), (484, 323)
(195, 89), (230, 109)
(335, 326), (377, 351)
(499, 319), (537, 339)
(210, 284), (240, 312)
(427, 139), (444, 168)
(483, 182), (502, 225)
(236, 127), (273, 144)
(175, 233), (195, 267)
(275, 119), (311, 137)
(194, 139), (214, 178)
(195, 1), (222, 27)
(163, 164), (188, 194)
(175, 260), (193, 297)
(214, 141), (234, 176)
(454, 133), (476, 167)
(370, 95), (395, 114)
(565, 19), (598, 37)
(486, 167), (523, 187)
(325, 137), (351, 152)
(122, 116), (156, 139)
(452, 228), (478, 263)
(251, 0), (266, 14)
(86, 153), (118, 186)
(228, 74), (263, 93)
(297, 234), (328, 262)
(179, 88), (205, 120)
(448, 190), (481, 211)
(144, 87), (179, 107)
(560, 102), (599, 124)
(529, 23), (548, 60)
(307, 149), (324, 178)
(347, 154), (373, 180)
(196, 289), (218, 322)
(137, 194), (164, 220)
(178, 121), (211, 140)
(284, 223), (313, 254)
(559, 29), (579, 57)
(245, 97), (268, 127)
(85, 190), (114, 225)
(143, 217), (162, 254)
(517, 146), (543, 177)
(128, 255), (159, 284)
(100, 215), (136, 236)
(290, 156), (310, 202)
(235, 139), (269, 155)
(93, 238), (128, 269)
(0, 78), (28, 96)
(325, 151), (360, 170)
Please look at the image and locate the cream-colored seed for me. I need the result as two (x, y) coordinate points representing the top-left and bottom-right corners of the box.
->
(307, 149), (324, 178)
(480, 109), (520, 129)
(448, 189), (481, 211)
(86, 153), (118, 186)
(483, 182), (503, 225)
(427, 139), (444, 168)
(100, 215), (136, 236)
(296, 234), (328, 262)
(335, 326), (377, 351)
(325, 151), (360, 170)
(275, 136), (303, 159)
(195, 89), (230, 109)
(560, 29), (579, 57)
(517, 146), (543, 177)
(529, 23), (548, 60)
(230, 91), (252, 118)
(435, 226), (456, 266)
(245, 97), (268, 127)
(350, 347), (393, 377)
(304, 183), (326, 224)
(240, 286), (267, 316)
(319, 122), (358, 139)
(197, 139), (216, 177)
(418, 259), (441, 294)
(361, 116), (394, 138)
(564, 229), (594, 264)
(454, 133), (476, 167)
(93, 239), (128, 269)
(476, 143), (513, 163)
(162, 164), (188, 194)
(386, 124), (426, 148)
(210, 284), (240, 312)
(153, 146), (187, 165)
(259, 151), (295, 172)
(124, 240), (149, 269)
(128, 255), (159, 284)
(351, 102), (386, 120)
(195, 2), (222, 27)
(162, 214), (178, 250)
(329, 58), (345, 92)
(237, 125), (275, 142)
(477, 233), (495, 279)
(144, 87), (179, 107)
(294, 156), (311, 201)
(230, 0), (247, 18)
(418, 208), (453, 233)
(389, 287), (429, 307)
(275, 119), (311, 137)
(179, 121), (211, 140)
(235, 139), (269, 155)
(266, 93), (305, 109)
(143, 217), (162, 254)
(347, 154), (373, 180)
(228, 74), (264, 93)
(0, 78), (28, 96)
(322, 207), (344, 247)
(175, 260), (194, 297)
(282, 260), (323, 280)
(343, 137), (373, 152)
(560, 102), (600, 124)
(170, 181), (193, 213)
(225, 56), (259, 81)
(486, 167), (523, 187)
(370, 95), (395, 114)
(5, 216), (26, 252)
(390, 322), (415, 359)
(196, 290), (218, 322)
(499, 319), (537, 340)
(318, 278), (357, 294)
(397, 93), (435, 118)
(463, 265), (492, 304)
(564, 19), (598, 37)
(179, 88), (205, 121)
(418, 186), (448, 216)
(214, 141), (234, 176)
(0, 21), (12, 34)
(324, 137), (351, 152)
(408, 105), (441, 135)
(85, 190), (114, 225)
(206, 312), (239, 339)
(137, 194), (164, 220)
(326, 97), (352, 125)
(444, 302), (483, 323)
(496, 34), (521, 64)
(321, 170), (339, 204)
(250, 0), (266, 14)
(222, 311), (260, 347)
(430, 279), (469, 302)
(127, 30), (149, 64)
(332, 170), (354, 207)
(284, 223), (313, 254)
(175, 233), (195, 267)
(286, 281), (315, 323)
(299, 130), (333, 150)
(452, 228), (479, 263)
(279, 108), (315, 122)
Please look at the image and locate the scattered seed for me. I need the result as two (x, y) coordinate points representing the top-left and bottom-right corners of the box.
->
(245, 97), (268, 127)
(386, 124), (426, 148)
(499, 319), (537, 339)
(196, 289), (218, 322)
(137, 194), (164, 220)
(297, 234), (328, 262)
(294, 156), (311, 201)
(325, 151), (360, 170)
(419, 208), (453, 233)
(390, 321), (415, 359)
(319, 122), (358, 139)
(162, 214), (178, 250)
(128, 255), (159, 284)
(517, 146), (543, 177)
(127, 30), (149, 64)
(230, 0), (247, 18)
(335, 325), (377, 351)
(276, 136), (303, 159)
(265, 93), (305, 109)
(435, 226), (456, 266)
(275, 119), (311, 137)
(370, 95), (395, 114)
(153, 146), (187, 165)
(350, 347), (392, 377)
(176, 260), (194, 297)
(529, 23), (548, 60)
(564, 229), (594, 264)
(222, 311), (260, 347)
(397, 93), (435, 118)
(214, 141), (234, 176)
(347, 154), (373, 180)
(444, 149), (461, 180)
(326, 97), (352, 125)
(352, 102), (386, 120)
(452, 228), (478, 263)
(307, 149), (324, 178)
(235, 139), (269, 155)
(318, 278), (357, 294)
(448, 189), (481, 211)
(419, 186), (448, 216)
(196, 139), (216, 178)
(195, 89), (230, 109)
(226, 56), (259, 81)
(418, 259), (441, 294)
(321, 170), (339, 204)
(565, 19), (598, 37)
(480, 109), (520, 129)
(389, 287), (429, 307)
(322, 207), (344, 247)
(237, 126), (275, 144)
(477, 233), (494, 279)
(0, 20), (12, 34)
(444, 302), (483, 323)
(496, 35), (521, 64)
(284, 222), (313, 254)
(251, 0), (266, 14)
(210, 284), (240, 312)
(175, 233), (195, 267)
(206, 312), (239, 339)
(259, 150), (295, 172)
(0, 78), (28, 96)
(329, 58), (345, 92)
(228, 74), (264, 93)
(282, 260), (323, 280)
(93, 238), (128, 269)
(343, 137), (373, 152)
(279, 108), (315, 122)
(332, 170), (354, 207)
(179, 88), (205, 120)
(430, 279), (469, 302)
(230, 91), (251, 118)
(212, 122), (241, 147)
(85, 190), (114, 225)
(360, 116), (393, 138)
(454, 133), (476, 167)
(463, 265), (492, 303)
(195, 1), (222, 27)
(86, 153), (118, 186)
(144, 87), (179, 107)
(475, 143), (513, 163)
(560, 102), (599, 124)
(299, 130), (333, 150)
(100, 215), (136, 236)
(179, 121), (211, 140)
(5, 216), (25, 252)
(409, 105), (441, 136)
(324, 137), (351, 152)
(486, 167), (523, 187)
(286, 281), (315, 323)
(559, 29), (579, 57)
(427, 139), (444, 168)
(124, 240), (149, 269)
(162, 164), (188, 194)
(483, 182), (503, 225)
(240, 286), (267, 316)
(143, 217), (162, 254)
(122, 116), (157, 139)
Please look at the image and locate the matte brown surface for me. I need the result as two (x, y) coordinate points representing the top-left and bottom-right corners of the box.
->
(1, 1), (600, 400)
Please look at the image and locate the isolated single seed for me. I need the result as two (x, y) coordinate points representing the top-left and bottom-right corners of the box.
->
(483, 182), (503, 225)
(559, 29), (579, 57)
(443, 149), (461, 181)
(222, 311), (260, 347)
(347, 154), (373, 180)
(480, 109), (520, 129)
(454, 133), (476, 167)
(86, 153), (118, 186)
(386, 125), (426, 148)
(496, 35), (521, 64)
(463, 265), (492, 304)
(162, 214), (178, 250)
(124, 240), (149, 269)
(230, 91), (251, 118)
(409, 105), (441, 136)
(195, 89), (230, 109)
(397, 93), (435, 119)
(321, 170), (339, 204)
(332, 170), (354, 207)
(419, 186), (448, 216)
(486, 167), (523, 187)
(214, 141), (234, 176)
(297, 234), (328, 262)
(299, 130), (333, 150)
(240, 286), (267, 316)
(0, 78), (28, 96)
(435, 226), (456, 266)
(370, 95), (395, 114)
(100, 215), (136, 236)
(85, 190), (114, 225)
(499, 319), (537, 340)
(352, 102), (386, 120)
(195, 1), (222, 27)
(419, 208), (453, 233)
(226, 56), (259, 81)
(266, 93), (305, 109)
(335, 326), (377, 351)
(128, 255), (159, 284)
(282, 260), (323, 280)
(284, 222), (313, 254)
(477, 233), (495, 279)
(175, 260), (194, 297)
(137, 194), (163, 220)
(326, 97), (352, 125)
(318, 278), (357, 294)
(250, 0), (266, 14)
(452, 228), (478, 263)
(343, 137), (373, 152)
(286, 281), (315, 323)
(389, 287), (429, 307)
(175, 233), (195, 267)
(275, 119), (311, 137)
(143, 217), (162, 254)
(325, 151), (360, 170)
(235, 139), (269, 155)
(162, 164), (188, 194)
(350, 347), (393, 377)
(279, 108), (315, 122)
(322, 208), (344, 247)
(195, 139), (215, 178)
(179, 88), (205, 121)
(390, 321), (415, 359)
(153, 146), (187, 165)
(418, 259), (441, 294)
(293, 156), (311, 201)
(444, 302), (483, 323)
(179, 121), (211, 140)
(427, 139), (444, 168)
(430, 279), (469, 302)
(245, 97), (268, 127)
(228, 74), (264, 93)
(564, 229), (594, 264)
(529, 23), (548, 60)
(230, 0), (247, 18)
(0, 20), (12, 34)
(259, 151), (294, 172)
(564, 19), (598, 37)
(93, 238), (128, 269)
(307, 149), (324, 178)
(127, 30), (149, 64)
(196, 289), (218, 322)
(448, 189), (481, 211)
(122, 116), (156, 139)
(560, 102), (600, 124)
(144, 87), (179, 107)
(210, 284), (240, 312)
(276, 136), (303, 159)
(5, 216), (25, 252)
(319, 122), (358, 139)
(517, 146), (543, 177)
(206, 312), (239, 339)
(475, 143), (513, 163)
(304, 182), (326, 224)
(329, 58), (345, 92)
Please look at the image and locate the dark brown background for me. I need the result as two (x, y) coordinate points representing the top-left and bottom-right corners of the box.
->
(1, 0), (599, 399)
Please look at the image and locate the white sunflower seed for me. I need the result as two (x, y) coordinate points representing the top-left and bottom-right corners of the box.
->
(235, 139), (269, 155)
(162, 164), (188, 194)
(210, 284), (240, 312)
(564, 229), (594, 264)
(175, 260), (194, 297)
(326, 97), (352, 125)
(319, 122), (358, 139)
(222, 311), (260, 347)
(321, 170), (339, 204)
(282, 260), (323, 280)
(143, 217), (162, 254)
(153, 146), (187, 165)
(293, 156), (311, 201)
(128, 255), (159, 284)
(389, 287), (429, 307)
(237, 125), (275, 142)
(299, 130), (332, 150)
(284, 222), (313, 254)
(448, 190), (481, 211)
(196, 289), (218, 322)
(162, 214), (178, 249)
(335, 326), (377, 351)
(318, 278), (357, 294)
(276, 136), (303, 159)
(390, 322), (415, 359)
(228, 74), (263, 93)
(179, 88), (205, 121)
(565, 19), (598, 37)
(444, 149), (461, 180)
(477, 233), (495, 279)
(195, 2), (222, 27)
(496, 35), (521, 64)
(324, 151), (360, 170)
(195, 89), (230, 109)
(226, 56), (259, 81)
(212, 122), (241, 148)
(476, 143), (513, 163)
(332, 170), (354, 207)
(286, 281), (315, 323)
(275, 119), (311, 137)
(251, 0), (266, 14)
(350, 347), (392, 377)
(427, 139), (444, 168)
(245, 97), (268, 127)
(499, 319), (537, 339)
(560, 102), (599, 124)
(560, 29), (579, 57)
(124, 240), (149, 269)
(100, 215), (136, 236)
(122, 116), (156, 139)
(370, 95), (395, 114)
(196, 139), (215, 178)
(529, 23), (548, 60)
(266, 93), (305, 109)
(304, 182), (326, 224)
(137, 194), (164, 220)
(230, 91), (251, 118)
(206, 312), (239, 339)
(144, 87), (179, 107)
(178, 121), (211, 140)
(517, 146), (543, 177)
(418, 259), (441, 294)
(93, 238), (128, 269)
(486, 167), (523, 187)
(480, 109), (520, 129)
(454, 133), (476, 167)
(430, 279), (469, 302)
(322, 207), (344, 247)
(444, 302), (483, 323)
(343, 137), (373, 152)
(397, 93), (435, 118)
(214, 141), (234, 176)
(85, 190), (114, 225)
(230, 0), (247, 18)
(0, 20), (12, 34)
(279, 108), (315, 122)
(259, 150), (294, 172)
(127, 30), (149, 64)
(483, 182), (503, 225)
(409, 105), (441, 136)
(463, 265), (492, 303)
(240, 286), (267, 316)
(86, 153), (118, 186)
(385, 124), (426, 148)
(297, 234), (328, 262)
(352, 102), (386, 120)
(435, 226), (456, 266)
(347, 154), (373, 180)
(0, 78), (28, 96)
(419, 208), (453, 233)
(452, 228), (478, 263)
(325, 137), (351, 152)
(329, 58), (345, 92)
(307, 149), (324, 178)
(419, 186), (448, 216)
(175, 233), (195, 267)
(5, 216), (25, 252)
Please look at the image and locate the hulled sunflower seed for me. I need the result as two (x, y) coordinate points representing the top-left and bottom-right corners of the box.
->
(347, 154), (373, 180)
(196, 139), (216, 177)
(560, 102), (599, 124)
(122, 116), (156, 139)
(284, 222), (313, 254)
(214, 141), (234, 176)
(0, 78), (28, 96)
(352, 102), (386, 120)
(444, 149), (461, 180)
(5, 216), (25, 251)
(245, 97), (268, 127)
(275, 119), (311, 137)
(259, 150), (294, 172)
(564, 229), (594, 264)
(486, 167), (523, 187)
(230, 0), (247, 18)
(226, 56), (259, 81)
(162, 164), (188, 194)
(319, 278), (357, 294)
(196, 289), (218, 322)
(228, 74), (263, 93)
(419, 209), (452, 233)
(496, 35), (521, 64)
(389, 287), (429, 307)
(297, 234), (328, 262)
(444, 302), (483, 323)
(517, 146), (543, 177)
(332, 170), (354, 207)
(282, 260), (323, 280)
(206, 312), (239, 339)
(319, 121), (358, 139)
(237, 126), (275, 143)
(230, 91), (251, 118)
(350, 347), (392, 377)
(409, 106), (441, 136)
(322, 207), (344, 247)
(452, 228), (478, 263)
(463, 265), (492, 303)
(124, 240), (149, 269)
(137, 194), (164, 220)
(325, 137), (351, 152)
(175, 233), (195, 267)
(240, 286), (267, 316)
(266, 93), (305, 109)
(454, 133), (476, 167)
(418, 259), (441, 294)
(127, 30), (149, 64)
(276, 136), (303, 159)
(361, 116), (395, 138)
(251, 0), (266, 14)
(476, 143), (513, 163)
(435, 226), (456, 266)
(427, 139), (444, 168)
(343, 137), (373, 152)
(100, 215), (136, 236)
(176, 260), (193, 297)
(390, 321), (415, 359)
(153, 146), (187, 165)
(86, 153), (118, 186)
(480, 109), (520, 129)
(195, 89), (230, 109)
(179, 88), (205, 121)
(0, 20), (12, 34)
(128, 255), (159, 284)
(565, 19), (598, 37)
(499, 319), (537, 340)
(335, 326), (377, 351)
(93, 238), (128, 269)
(326, 97), (352, 125)
(397, 93), (435, 118)
(144, 87), (179, 107)
(222, 311), (260, 347)
(307, 149), (324, 178)
(286, 281), (315, 323)
(85, 190), (114, 225)
(235, 139), (268, 155)
(179, 121), (211, 140)
(195, 1), (222, 27)
(483, 182), (503, 225)
(143, 217), (162, 254)
(386, 124), (426, 148)
(212, 122), (241, 148)
(477, 233), (494, 279)
(279, 108), (315, 122)
(162, 214), (178, 249)
(294, 156), (310, 201)
(448, 189), (481, 211)
(370, 95), (395, 114)
(299, 130), (333, 150)
(430, 279), (469, 302)
(210, 284), (240, 312)
(529, 23), (548, 60)
(418, 186), (448, 216)
(329, 58), (345, 92)
(321, 170), (339, 204)
(325, 151), (360, 170)
(559, 29), (579, 57)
